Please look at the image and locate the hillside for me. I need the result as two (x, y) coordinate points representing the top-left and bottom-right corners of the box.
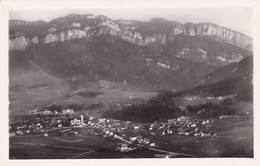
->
(9, 53), (70, 112)
(10, 35), (215, 90)
(103, 56), (253, 122)
(194, 56), (253, 87)
(175, 56), (253, 98)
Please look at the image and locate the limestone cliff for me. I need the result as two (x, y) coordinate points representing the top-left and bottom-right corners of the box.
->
(9, 16), (252, 50)
(9, 35), (29, 51)
(9, 14), (252, 66)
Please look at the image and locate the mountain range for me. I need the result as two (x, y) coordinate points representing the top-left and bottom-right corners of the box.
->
(9, 14), (253, 92)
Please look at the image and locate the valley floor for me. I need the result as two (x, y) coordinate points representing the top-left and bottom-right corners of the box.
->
(9, 82), (253, 158)
(9, 103), (253, 159)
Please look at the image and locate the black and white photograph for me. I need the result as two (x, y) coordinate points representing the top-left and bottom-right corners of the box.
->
(1, 0), (259, 163)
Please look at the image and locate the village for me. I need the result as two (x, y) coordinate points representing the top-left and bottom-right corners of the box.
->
(9, 106), (218, 153)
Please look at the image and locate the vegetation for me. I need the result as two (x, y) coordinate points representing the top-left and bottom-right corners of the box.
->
(102, 102), (183, 123)
(148, 90), (175, 105)
(186, 98), (236, 119)
(236, 85), (253, 101)
(103, 94), (239, 122)
(86, 103), (104, 110)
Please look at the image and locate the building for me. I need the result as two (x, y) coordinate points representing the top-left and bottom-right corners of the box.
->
(62, 108), (74, 114)
(80, 115), (84, 125)
(70, 118), (81, 125)
(42, 110), (51, 114)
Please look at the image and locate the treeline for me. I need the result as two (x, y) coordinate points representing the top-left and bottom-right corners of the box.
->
(102, 81), (253, 123)
(102, 94), (238, 123)
(186, 98), (236, 119)
(102, 102), (183, 123)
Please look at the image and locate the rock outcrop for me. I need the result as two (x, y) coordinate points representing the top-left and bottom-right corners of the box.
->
(187, 23), (252, 49)
(9, 35), (29, 51)
(43, 29), (88, 44)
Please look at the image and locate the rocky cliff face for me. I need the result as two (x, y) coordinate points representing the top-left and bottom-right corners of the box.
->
(9, 15), (252, 49)
(42, 29), (88, 44)
(188, 23), (252, 49)
(9, 14), (252, 65)
(9, 32), (30, 51)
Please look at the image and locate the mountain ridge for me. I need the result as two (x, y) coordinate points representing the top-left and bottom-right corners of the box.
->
(9, 14), (252, 53)
(10, 15), (252, 39)
(9, 13), (253, 91)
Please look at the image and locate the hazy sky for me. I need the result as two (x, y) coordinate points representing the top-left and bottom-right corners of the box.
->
(10, 8), (252, 37)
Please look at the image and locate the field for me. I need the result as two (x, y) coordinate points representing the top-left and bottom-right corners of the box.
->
(10, 128), (159, 159)
(156, 114), (253, 157)
(9, 79), (158, 116)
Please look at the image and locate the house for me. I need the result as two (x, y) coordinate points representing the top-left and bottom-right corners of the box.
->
(71, 118), (81, 126)
(168, 119), (177, 124)
(109, 132), (114, 137)
(177, 116), (189, 123)
(194, 133), (200, 136)
(202, 120), (210, 124)
(98, 118), (106, 123)
(167, 129), (173, 134)
(129, 136), (137, 142)
(16, 130), (24, 135)
(42, 109), (51, 114)
(117, 144), (134, 153)
(62, 108), (74, 114)
(150, 143), (156, 147)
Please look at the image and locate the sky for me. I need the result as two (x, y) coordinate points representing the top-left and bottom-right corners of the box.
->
(10, 8), (252, 37)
